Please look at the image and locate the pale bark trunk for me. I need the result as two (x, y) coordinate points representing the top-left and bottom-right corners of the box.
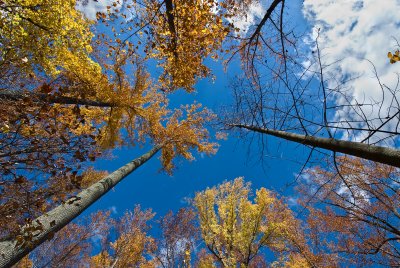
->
(232, 124), (400, 168)
(0, 146), (160, 268)
(0, 89), (114, 107)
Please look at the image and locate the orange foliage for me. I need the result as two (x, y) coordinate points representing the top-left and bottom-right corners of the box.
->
(298, 157), (400, 266)
(134, 0), (230, 92)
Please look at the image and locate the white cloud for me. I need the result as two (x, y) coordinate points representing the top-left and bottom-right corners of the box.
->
(228, 2), (265, 34)
(287, 197), (298, 207)
(109, 205), (118, 214)
(158, 238), (193, 265)
(296, 171), (311, 183)
(76, 0), (123, 20)
(336, 176), (371, 208)
(302, 0), (400, 144)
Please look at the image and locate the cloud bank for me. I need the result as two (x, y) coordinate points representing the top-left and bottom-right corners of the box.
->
(302, 0), (400, 144)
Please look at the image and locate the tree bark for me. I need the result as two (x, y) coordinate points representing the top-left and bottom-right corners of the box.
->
(164, 0), (176, 37)
(0, 89), (114, 107)
(164, 0), (178, 57)
(231, 124), (400, 168)
(248, 0), (284, 43)
(0, 146), (160, 268)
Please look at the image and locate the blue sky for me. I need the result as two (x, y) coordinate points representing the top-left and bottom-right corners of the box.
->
(85, 49), (310, 218)
(79, 0), (308, 217)
(79, 0), (400, 222)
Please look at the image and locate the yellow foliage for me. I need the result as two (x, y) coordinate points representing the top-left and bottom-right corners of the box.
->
(194, 178), (303, 267)
(89, 251), (113, 268)
(135, 0), (230, 92)
(272, 253), (312, 268)
(149, 102), (218, 173)
(91, 206), (157, 268)
(196, 253), (217, 268)
(0, 0), (102, 82)
(91, 56), (167, 149)
(388, 50), (400, 64)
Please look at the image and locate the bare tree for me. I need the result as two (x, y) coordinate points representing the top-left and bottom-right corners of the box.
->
(154, 208), (198, 268)
(224, 2), (400, 168)
(298, 157), (400, 266)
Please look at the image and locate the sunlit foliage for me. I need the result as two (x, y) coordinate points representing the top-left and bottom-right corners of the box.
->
(134, 0), (230, 92)
(194, 177), (312, 267)
(0, 0), (102, 85)
(89, 206), (156, 268)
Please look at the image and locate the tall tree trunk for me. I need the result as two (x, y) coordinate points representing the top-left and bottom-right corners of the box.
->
(0, 146), (160, 268)
(231, 124), (400, 168)
(0, 89), (114, 107)
(164, 0), (178, 57)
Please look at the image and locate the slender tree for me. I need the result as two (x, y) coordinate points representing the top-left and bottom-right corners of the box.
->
(0, 146), (160, 267)
(0, 0), (115, 230)
(0, 98), (217, 267)
(0, 59), (164, 238)
(7, 177), (350, 267)
(22, 210), (112, 268)
(215, 0), (400, 169)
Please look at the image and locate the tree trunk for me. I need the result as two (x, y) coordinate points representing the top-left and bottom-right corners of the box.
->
(231, 124), (400, 168)
(0, 89), (114, 107)
(164, 0), (178, 57)
(0, 146), (160, 268)
(165, 0), (176, 37)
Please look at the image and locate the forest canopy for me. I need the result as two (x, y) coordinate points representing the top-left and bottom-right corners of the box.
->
(0, 0), (399, 267)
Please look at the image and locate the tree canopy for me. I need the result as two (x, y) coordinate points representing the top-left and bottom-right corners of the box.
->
(1, 0), (400, 267)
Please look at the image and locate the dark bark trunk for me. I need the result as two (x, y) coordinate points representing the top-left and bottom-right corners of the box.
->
(0, 146), (160, 268)
(165, 0), (176, 37)
(0, 89), (114, 107)
(164, 0), (178, 57)
(248, 0), (284, 42)
(231, 124), (400, 168)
